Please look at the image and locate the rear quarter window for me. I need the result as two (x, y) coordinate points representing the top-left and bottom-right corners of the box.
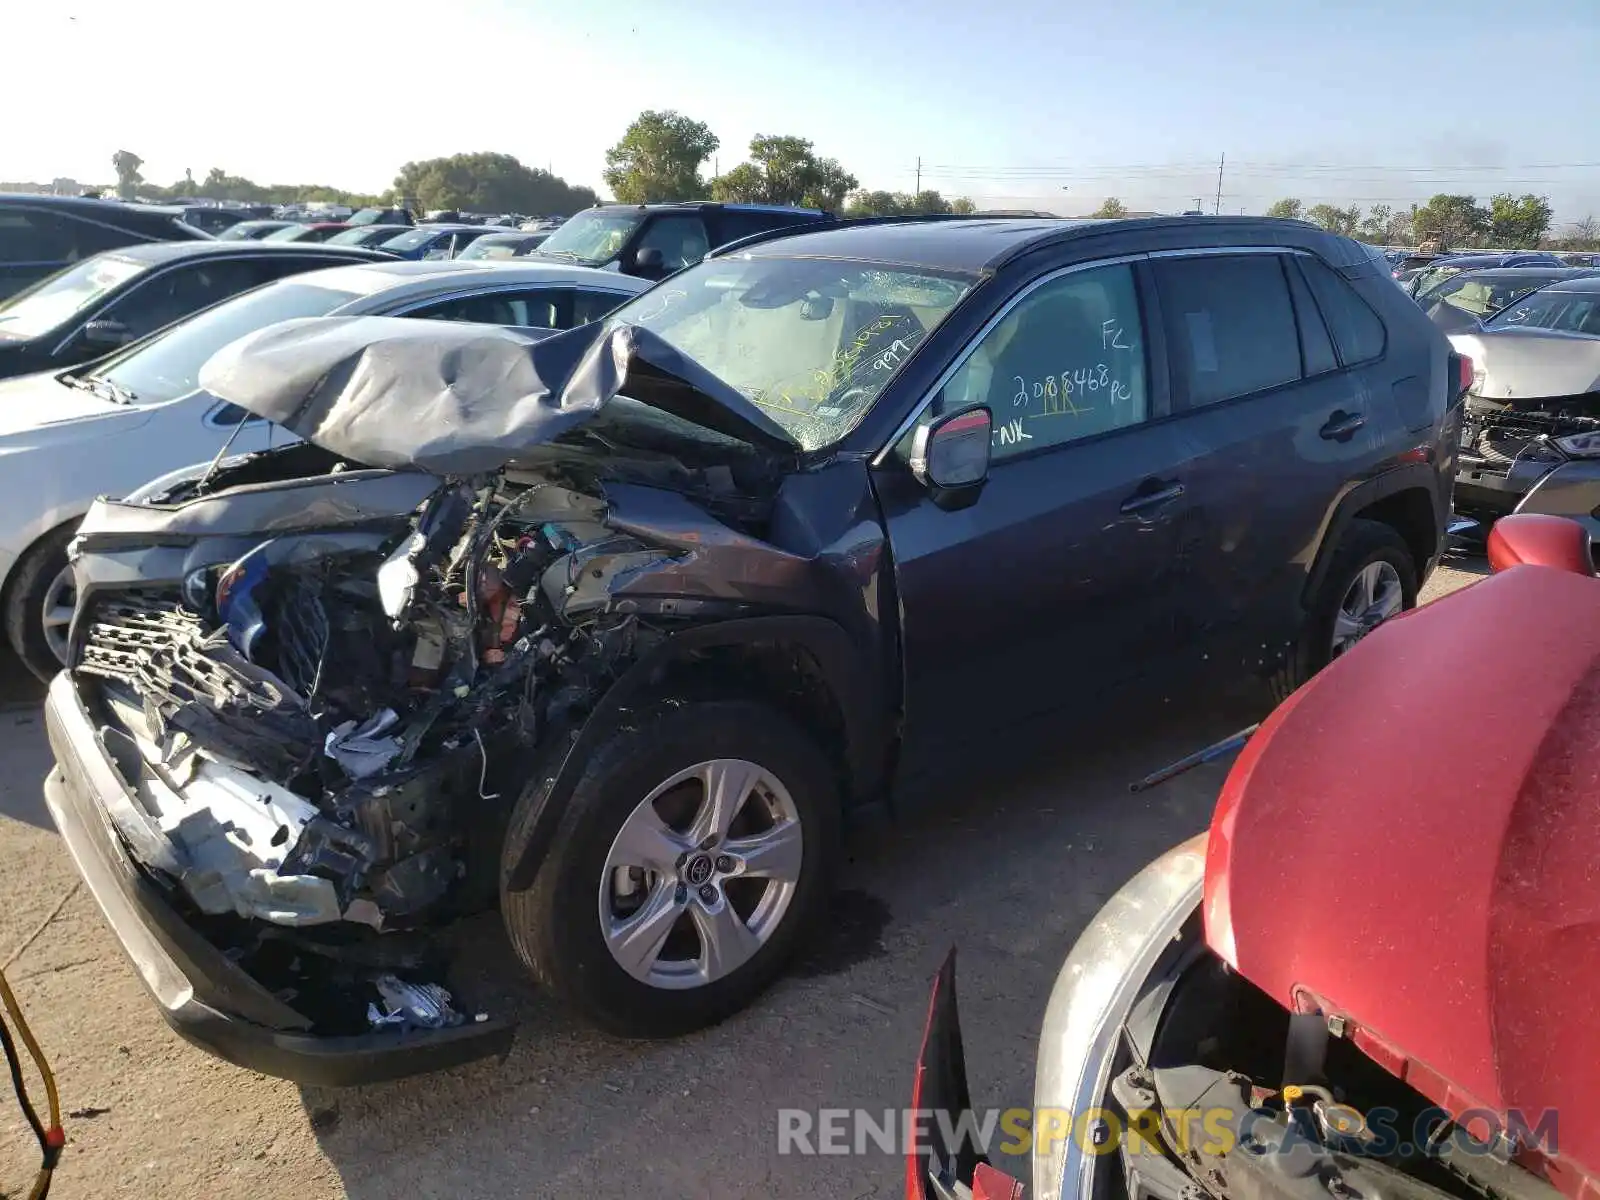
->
(1298, 256), (1386, 365)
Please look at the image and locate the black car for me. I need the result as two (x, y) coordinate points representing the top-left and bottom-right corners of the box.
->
(0, 241), (392, 379)
(0, 193), (211, 300)
(1416, 265), (1597, 333)
(42, 216), (1459, 1085)
(524, 201), (831, 279)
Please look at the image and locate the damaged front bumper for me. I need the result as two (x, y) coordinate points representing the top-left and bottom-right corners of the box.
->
(42, 672), (515, 1087)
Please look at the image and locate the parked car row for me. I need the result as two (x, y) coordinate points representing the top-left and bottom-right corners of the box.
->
(1370, 245), (1600, 539)
(15, 211), (1467, 1088)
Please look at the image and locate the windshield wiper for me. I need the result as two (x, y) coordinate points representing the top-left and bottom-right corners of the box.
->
(60, 373), (135, 405)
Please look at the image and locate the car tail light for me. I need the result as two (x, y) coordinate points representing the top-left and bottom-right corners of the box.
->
(1456, 354), (1475, 399)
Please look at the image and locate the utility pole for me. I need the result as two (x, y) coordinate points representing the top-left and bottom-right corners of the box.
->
(1214, 152), (1224, 216)
(915, 156), (921, 194)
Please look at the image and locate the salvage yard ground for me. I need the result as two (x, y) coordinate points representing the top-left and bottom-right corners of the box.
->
(0, 555), (1485, 1200)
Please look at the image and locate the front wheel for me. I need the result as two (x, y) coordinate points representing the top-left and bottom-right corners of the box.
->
(3, 527), (77, 683)
(1272, 519), (1418, 701)
(501, 697), (840, 1037)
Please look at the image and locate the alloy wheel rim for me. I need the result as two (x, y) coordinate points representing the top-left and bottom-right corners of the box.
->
(40, 564), (76, 666)
(598, 758), (803, 990)
(1330, 561), (1403, 659)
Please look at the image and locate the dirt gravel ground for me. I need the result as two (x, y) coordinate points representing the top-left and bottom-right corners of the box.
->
(0, 553), (1485, 1200)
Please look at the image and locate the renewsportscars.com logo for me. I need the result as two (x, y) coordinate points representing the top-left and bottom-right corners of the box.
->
(776, 1105), (1561, 1159)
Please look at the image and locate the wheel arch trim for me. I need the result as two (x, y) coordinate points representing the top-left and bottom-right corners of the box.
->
(501, 614), (888, 892)
(1302, 464), (1443, 606)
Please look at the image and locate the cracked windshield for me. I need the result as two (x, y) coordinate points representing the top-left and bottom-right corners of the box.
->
(614, 256), (972, 449)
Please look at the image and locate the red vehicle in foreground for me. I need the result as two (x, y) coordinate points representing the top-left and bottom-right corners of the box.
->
(912, 513), (1599, 1200)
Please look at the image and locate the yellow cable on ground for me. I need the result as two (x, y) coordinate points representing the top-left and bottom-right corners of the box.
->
(0, 964), (63, 1200)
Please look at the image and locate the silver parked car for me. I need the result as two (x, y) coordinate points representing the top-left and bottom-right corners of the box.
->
(1449, 274), (1600, 529)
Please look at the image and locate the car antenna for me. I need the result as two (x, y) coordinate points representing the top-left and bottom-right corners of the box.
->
(1128, 724), (1260, 792)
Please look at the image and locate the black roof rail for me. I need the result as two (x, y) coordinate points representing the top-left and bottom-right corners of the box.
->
(706, 211), (1039, 259)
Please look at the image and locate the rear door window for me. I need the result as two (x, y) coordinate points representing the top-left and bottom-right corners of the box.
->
(1298, 255), (1386, 364)
(404, 288), (571, 329)
(713, 210), (807, 247)
(1153, 254), (1301, 408)
(571, 289), (632, 325)
(1284, 257), (1338, 376)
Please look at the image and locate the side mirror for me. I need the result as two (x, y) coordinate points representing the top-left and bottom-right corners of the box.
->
(631, 246), (667, 279)
(81, 318), (130, 349)
(910, 407), (992, 511)
(1487, 514), (1595, 576)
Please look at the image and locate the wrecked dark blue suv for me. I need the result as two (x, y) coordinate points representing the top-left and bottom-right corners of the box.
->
(43, 216), (1460, 1084)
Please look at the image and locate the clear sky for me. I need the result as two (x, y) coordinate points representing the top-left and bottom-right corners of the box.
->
(10, 0), (1600, 223)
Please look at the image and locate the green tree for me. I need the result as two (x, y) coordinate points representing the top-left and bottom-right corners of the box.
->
(393, 152), (598, 214)
(844, 189), (957, 217)
(111, 150), (143, 200)
(1488, 193), (1553, 249)
(1359, 204), (1393, 243)
(950, 197), (977, 215)
(711, 135), (858, 210)
(1092, 197), (1128, 218)
(1411, 194), (1490, 247)
(1265, 198), (1303, 220)
(602, 110), (719, 203)
(844, 190), (907, 217)
(1306, 203), (1363, 236)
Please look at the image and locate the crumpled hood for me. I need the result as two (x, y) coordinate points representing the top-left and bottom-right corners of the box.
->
(1451, 327), (1600, 402)
(0, 369), (152, 444)
(197, 315), (801, 474)
(1205, 564), (1600, 1182)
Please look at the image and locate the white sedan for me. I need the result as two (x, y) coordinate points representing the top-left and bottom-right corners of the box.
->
(0, 259), (651, 679)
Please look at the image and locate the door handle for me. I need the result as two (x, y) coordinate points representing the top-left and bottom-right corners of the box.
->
(1119, 478), (1185, 515)
(1320, 410), (1366, 441)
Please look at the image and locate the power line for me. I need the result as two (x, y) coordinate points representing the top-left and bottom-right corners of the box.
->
(911, 159), (1600, 174)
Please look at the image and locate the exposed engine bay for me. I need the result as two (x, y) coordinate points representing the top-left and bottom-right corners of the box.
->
(1459, 393), (1600, 478)
(1101, 943), (1561, 1200)
(66, 435), (798, 1032)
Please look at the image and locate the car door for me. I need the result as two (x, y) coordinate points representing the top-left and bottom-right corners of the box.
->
(873, 256), (1197, 770)
(1144, 249), (1398, 653)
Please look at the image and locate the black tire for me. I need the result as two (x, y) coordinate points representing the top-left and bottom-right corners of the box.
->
(3, 527), (76, 683)
(501, 697), (840, 1038)
(1271, 519), (1418, 703)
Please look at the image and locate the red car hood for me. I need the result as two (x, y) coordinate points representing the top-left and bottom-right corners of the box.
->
(1205, 564), (1600, 1192)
